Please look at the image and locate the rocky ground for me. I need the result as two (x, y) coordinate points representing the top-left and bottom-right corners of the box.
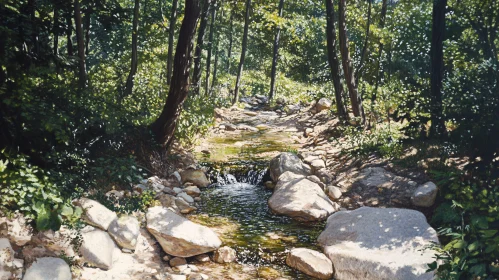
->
(1, 96), (441, 280)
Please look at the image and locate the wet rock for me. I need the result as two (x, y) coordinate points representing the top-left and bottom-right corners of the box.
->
(317, 207), (439, 280)
(316, 98), (332, 112)
(411, 182), (438, 207)
(184, 186), (201, 197)
(212, 246), (236, 263)
(325, 185), (342, 200)
(180, 169), (210, 188)
(80, 227), (117, 270)
(23, 257), (71, 280)
(170, 257), (187, 267)
(77, 198), (117, 230)
(146, 207), (221, 257)
(178, 192), (194, 203)
(264, 181), (275, 190)
(286, 248), (333, 279)
(268, 177), (339, 222)
(108, 215), (140, 250)
(269, 153), (312, 182)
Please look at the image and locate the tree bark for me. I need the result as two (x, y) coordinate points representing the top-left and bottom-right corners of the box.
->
(66, 11), (73, 56)
(211, 1), (223, 93)
(429, 0), (447, 137)
(325, 0), (348, 121)
(151, 0), (201, 148)
(84, 5), (91, 55)
(233, 0), (251, 105)
(338, 0), (365, 124)
(74, 0), (87, 89)
(124, 0), (140, 98)
(191, 0), (212, 95)
(373, 0), (388, 101)
(356, 0), (372, 79)
(53, 6), (59, 55)
(227, 0), (235, 73)
(166, 0), (179, 86)
(205, 0), (218, 95)
(269, 0), (284, 101)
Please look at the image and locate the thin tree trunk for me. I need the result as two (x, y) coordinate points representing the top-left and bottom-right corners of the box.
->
(429, 0), (447, 137)
(211, 2), (223, 93)
(84, 5), (91, 55)
(325, 0), (348, 121)
(151, 0), (201, 148)
(356, 0), (372, 79)
(66, 11), (73, 56)
(338, 0), (365, 124)
(53, 6), (59, 55)
(227, 1), (235, 73)
(74, 0), (87, 89)
(192, 0), (212, 95)
(269, 0), (284, 101)
(166, 0), (179, 86)
(28, 0), (38, 54)
(123, 0), (140, 98)
(205, 0), (218, 95)
(373, 0), (388, 101)
(233, 0), (251, 105)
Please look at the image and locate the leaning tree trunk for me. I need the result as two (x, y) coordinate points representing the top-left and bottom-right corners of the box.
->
(325, 0), (348, 121)
(373, 0), (388, 101)
(268, 0), (284, 101)
(74, 0), (87, 89)
(191, 0), (212, 95)
(65, 11), (73, 56)
(123, 0), (140, 99)
(204, 0), (218, 95)
(166, 0), (179, 86)
(338, 0), (365, 124)
(429, 0), (447, 137)
(151, 0), (201, 148)
(356, 0), (372, 79)
(233, 0), (251, 105)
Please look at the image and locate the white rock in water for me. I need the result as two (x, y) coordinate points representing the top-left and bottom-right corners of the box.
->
(78, 198), (117, 230)
(412, 182), (438, 207)
(23, 257), (72, 280)
(108, 215), (140, 250)
(146, 207), (221, 257)
(286, 248), (333, 279)
(317, 207), (439, 280)
(80, 227), (117, 270)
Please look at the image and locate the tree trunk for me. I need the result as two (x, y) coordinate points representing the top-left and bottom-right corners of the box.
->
(356, 0), (372, 79)
(269, 0), (284, 101)
(227, 1), (235, 73)
(53, 6), (59, 55)
(191, 0), (212, 95)
(205, 0), (218, 95)
(429, 0), (447, 137)
(233, 0), (251, 105)
(373, 0), (387, 101)
(124, 0), (140, 98)
(211, 2), (223, 93)
(338, 0), (365, 124)
(325, 0), (348, 121)
(66, 11), (73, 56)
(151, 0), (201, 148)
(84, 5), (91, 55)
(166, 0), (179, 86)
(74, 0), (87, 89)
(28, 0), (38, 54)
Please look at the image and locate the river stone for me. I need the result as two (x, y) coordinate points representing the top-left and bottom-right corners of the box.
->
(316, 98), (332, 112)
(170, 257), (187, 267)
(180, 169), (210, 188)
(108, 215), (140, 250)
(326, 185), (342, 200)
(268, 177), (339, 221)
(23, 257), (72, 280)
(310, 159), (326, 172)
(177, 192), (194, 203)
(269, 153), (312, 182)
(184, 186), (201, 197)
(80, 227), (117, 270)
(286, 248), (333, 279)
(411, 182), (438, 207)
(78, 198), (117, 230)
(194, 254), (210, 263)
(212, 246), (236, 263)
(146, 207), (221, 257)
(317, 207), (439, 280)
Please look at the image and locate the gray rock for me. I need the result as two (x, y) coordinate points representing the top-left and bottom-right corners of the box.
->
(326, 185), (342, 200)
(146, 207), (221, 257)
(212, 246), (236, 264)
(268, 177), (339, 222)
(78, 198), (117, 230)
(286, 248), (333, 279)
(180, 169), (210, 188)
(23, 257), (72, 280)
(177, 192), (194, 203)
(223, 123), (237, 131)
(184, 186), (201, 197)
(315, 169), (334, 184)
(412, 182), (438, 207)
(108, 215), (140, 250)
(175, 198), (196, 214)
(80, 228), (117, 270)
(317, 207), (439, 280)
(310, 160), (326, 172)
(316, 98), (332, 112)
(0, 238), (18, 280)
(269, 153), (312, 182)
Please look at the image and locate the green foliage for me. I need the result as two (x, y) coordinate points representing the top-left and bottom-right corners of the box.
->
(88, 189), (157, 215)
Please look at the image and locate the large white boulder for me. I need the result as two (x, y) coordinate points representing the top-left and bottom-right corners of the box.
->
(317, 207), (439, 280)
(23, 257), (72, 280)
(108, 215), (140, 250)
(78, 198), (117, 230)
(268, 175), (339, 222)
(269, 153), (312, 182)
(146, 207), (221, 257)
(80, 227), (117, 270)
(286, 248), (333, 279)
